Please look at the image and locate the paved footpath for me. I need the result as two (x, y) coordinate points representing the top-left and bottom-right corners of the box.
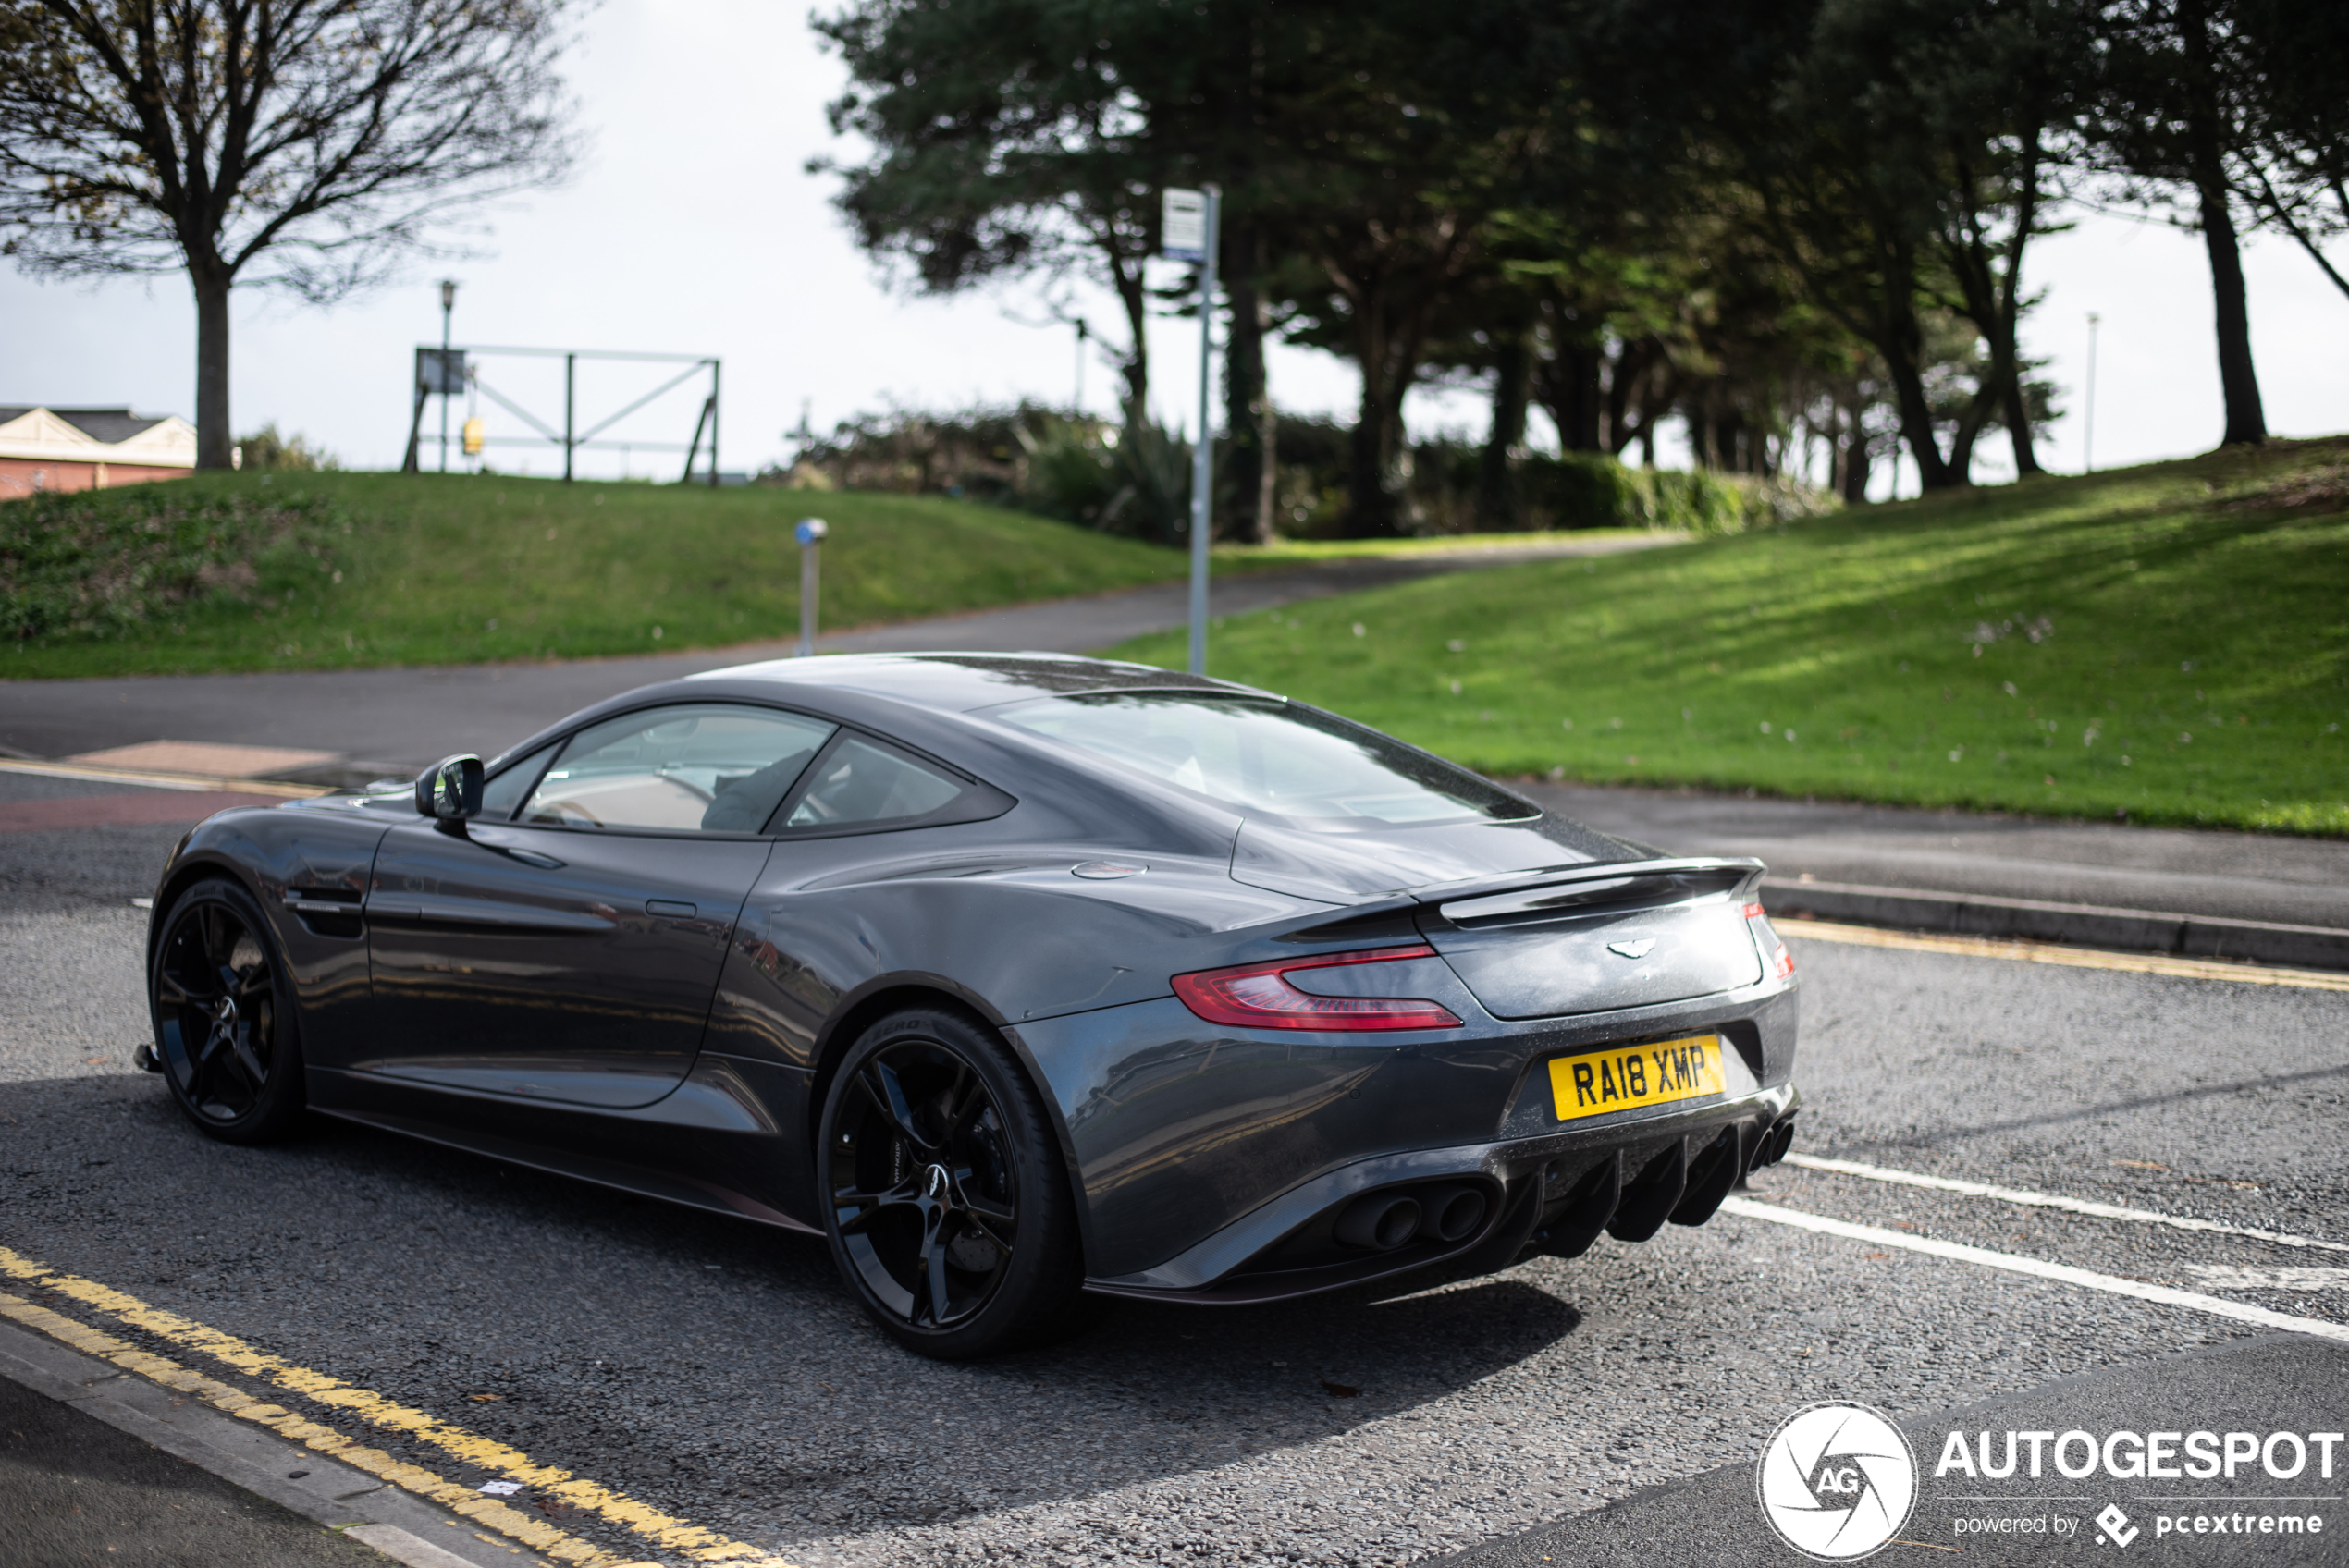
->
(0, 545), (1642, 774)
(1526, 782), (2349, 940)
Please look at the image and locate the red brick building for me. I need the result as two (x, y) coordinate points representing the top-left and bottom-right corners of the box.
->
(0, 406), (197, 500)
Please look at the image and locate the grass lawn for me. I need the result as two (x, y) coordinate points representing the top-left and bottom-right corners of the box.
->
(3, 471), (1656, 681)
(1, 472), (1270, 680)
(1111, 438), (2349, 836)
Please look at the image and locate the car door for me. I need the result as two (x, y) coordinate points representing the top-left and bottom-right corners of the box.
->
(361, 702), (837, 1108)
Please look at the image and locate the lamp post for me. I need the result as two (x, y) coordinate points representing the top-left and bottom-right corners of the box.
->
(438, 279), (458, 473)
(2084, 312), (2101, 474)
(795, 518), (829, 656)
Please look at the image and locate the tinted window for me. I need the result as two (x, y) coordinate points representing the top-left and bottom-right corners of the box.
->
(996, 692), (1534, 826)
(522, 704), (836, 832)
(784, 736), (965, 829)
(481, 743), (556, 821)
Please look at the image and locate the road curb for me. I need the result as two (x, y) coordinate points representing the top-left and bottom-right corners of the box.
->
(1759, 876), (2349, 973)
(0, 1314), (534, 1568)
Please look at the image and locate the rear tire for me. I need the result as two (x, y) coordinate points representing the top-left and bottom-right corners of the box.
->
(817, 1006), (1089, 1359)
(150, 877), (307, 1145)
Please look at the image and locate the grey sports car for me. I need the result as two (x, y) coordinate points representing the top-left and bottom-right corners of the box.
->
(142, 653), (1799, 1357)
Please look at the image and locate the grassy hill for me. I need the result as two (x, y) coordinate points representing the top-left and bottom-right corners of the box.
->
(1, 472), (1222, 679)
(1112, 438), (2349, 836)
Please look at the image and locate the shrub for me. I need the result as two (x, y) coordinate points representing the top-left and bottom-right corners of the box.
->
(236, 423), (337, 472)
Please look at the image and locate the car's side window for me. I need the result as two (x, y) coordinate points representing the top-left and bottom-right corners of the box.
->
(781, 736), (966, 830)
(480, 742), (558, 822)
(520, 704), (837, 833)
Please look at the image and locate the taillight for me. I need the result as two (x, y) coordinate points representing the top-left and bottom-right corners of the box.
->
(1172, 943), (1463, 1032)
(1745, 900), (1794, 978)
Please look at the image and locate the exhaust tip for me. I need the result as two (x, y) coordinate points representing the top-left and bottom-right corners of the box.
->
(1334, 1193), (1423, 1251)
(131, 1042), (162, 1074)
(1749, 1117), (1795, 1170)
(1416, 1183), (1489, 1243)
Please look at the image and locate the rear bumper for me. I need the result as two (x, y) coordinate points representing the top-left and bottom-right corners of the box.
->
(1083, 1080), (1798, 1305)
(1024, 958), (1798, 1291)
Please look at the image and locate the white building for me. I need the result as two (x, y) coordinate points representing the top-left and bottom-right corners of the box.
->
(0, 406), (197, 500)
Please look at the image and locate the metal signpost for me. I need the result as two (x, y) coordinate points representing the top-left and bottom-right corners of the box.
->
(1162, 185), (1219, 676)
(795, 518), (829, 656)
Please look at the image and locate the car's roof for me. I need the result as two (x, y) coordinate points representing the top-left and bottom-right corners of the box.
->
(683, 652), (1272, 712)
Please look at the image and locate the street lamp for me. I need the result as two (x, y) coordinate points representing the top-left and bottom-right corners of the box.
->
(438, 279), (459, 473)
(2084, 311), (2100, 474)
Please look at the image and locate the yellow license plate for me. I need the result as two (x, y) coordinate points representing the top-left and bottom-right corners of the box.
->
(1548, 1035), (1726, 1121)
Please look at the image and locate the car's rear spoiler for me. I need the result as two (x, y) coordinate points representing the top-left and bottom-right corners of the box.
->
(1402, 855), (1768, 914)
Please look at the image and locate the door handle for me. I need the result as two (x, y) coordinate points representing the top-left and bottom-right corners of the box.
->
(646, 900), (697, 919)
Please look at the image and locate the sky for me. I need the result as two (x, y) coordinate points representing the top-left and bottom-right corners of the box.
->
(6, 0), (2346, 495)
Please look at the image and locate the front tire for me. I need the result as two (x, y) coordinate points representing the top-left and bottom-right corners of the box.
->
(151, 877), (307, 1144)
(818, 1007), (1088, 1358)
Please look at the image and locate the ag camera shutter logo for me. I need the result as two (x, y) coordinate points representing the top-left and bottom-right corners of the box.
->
(1756, 1402), (1919, 1560)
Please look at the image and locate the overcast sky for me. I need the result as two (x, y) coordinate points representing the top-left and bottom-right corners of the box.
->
(7, 0), (2345, 494)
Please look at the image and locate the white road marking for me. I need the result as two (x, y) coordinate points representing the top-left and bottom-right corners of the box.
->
(1784, 1152), (2349, 1256)
(1720, 1198), (2349, 1345)
(2182, 1264), (2349, 1292)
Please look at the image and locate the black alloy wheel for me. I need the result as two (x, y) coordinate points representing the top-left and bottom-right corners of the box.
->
(818, 1008), (1088, 1358)
(151, 879), (306, 1143)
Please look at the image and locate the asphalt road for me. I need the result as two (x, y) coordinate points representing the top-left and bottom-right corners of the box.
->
(2, 773), (2343, 1566)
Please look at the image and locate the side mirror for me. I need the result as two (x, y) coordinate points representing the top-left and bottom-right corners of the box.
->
(415, 754), (485, 820)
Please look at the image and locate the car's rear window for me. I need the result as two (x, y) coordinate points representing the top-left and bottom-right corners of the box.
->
(995, 692), (1535, 826)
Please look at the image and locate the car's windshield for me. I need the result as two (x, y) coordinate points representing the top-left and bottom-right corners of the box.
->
(995, 692), (1535, 826)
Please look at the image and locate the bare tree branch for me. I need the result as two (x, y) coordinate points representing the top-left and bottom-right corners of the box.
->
(0, 0), (585, 464)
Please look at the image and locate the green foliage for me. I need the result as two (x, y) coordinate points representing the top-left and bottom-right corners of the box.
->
(1416, 449), (1824, 535)
(1, 481), (347, 643)
(1110, 439), (2349, 836)
(1014, 418), (1124, 525)
(0, 471), (1220, 678)
(781, 402), (1199, 543)
(236, 423), (338, 472)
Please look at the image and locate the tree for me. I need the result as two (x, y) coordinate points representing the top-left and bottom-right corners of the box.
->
(818, 0), (1307, 544)
(1911, 0), (2090, 478)
(2228, 0), (2349, 304)
(0, 0), (578, 470)
(817, 0), (1180, 423)
(2085, 0), (2269, 445)
(1586, 0), (2073, 488)
(1257, 0), (1569, 533)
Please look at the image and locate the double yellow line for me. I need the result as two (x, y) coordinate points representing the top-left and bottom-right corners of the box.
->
(1778, 916), (2349, 992)
(0, 1246), (795, 1568)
